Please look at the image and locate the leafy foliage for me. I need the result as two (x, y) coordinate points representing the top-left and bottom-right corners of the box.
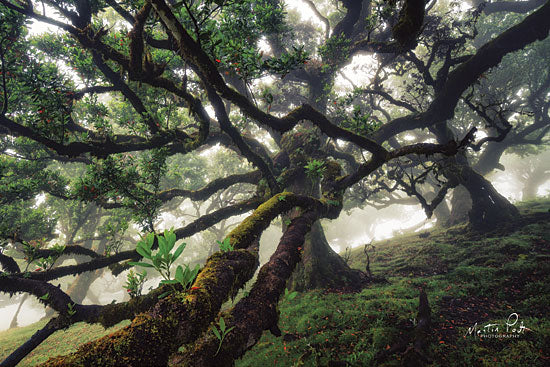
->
(123, 269), (147, 298)
(211, 316), (235, 356)
(129, 229), (199, 292)
(216, 237), (234, 252)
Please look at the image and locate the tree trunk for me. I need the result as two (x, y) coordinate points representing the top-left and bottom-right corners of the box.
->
(424, 189), (451, 225)
(281, 131), (368, 291)
(42, 239), (107, 319)
(446, 185), (472, 226)
(287, 221), (368, 291)
(431, 123), (518, 230)
(9, 294), (29, 329)
(460, 165), (519, 230)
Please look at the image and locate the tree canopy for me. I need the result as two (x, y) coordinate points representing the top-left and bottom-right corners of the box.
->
(1, 0), (549, 365)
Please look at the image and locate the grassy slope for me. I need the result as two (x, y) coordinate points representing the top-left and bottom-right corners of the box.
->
(237, 199), (550, 367)
(1, 199), (549, 366)
(0, 320), (130, 366)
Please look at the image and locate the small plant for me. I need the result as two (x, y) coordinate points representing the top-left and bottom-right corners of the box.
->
(35, 244), (63, 271)
(103, 239), (123, 257)
(22, 240), (41, 271)
(162, 263), (200, 292)
(39, 292), (50, 301)
(123, 269), (147, 298)
(34, 256), (55, 272)
(212, 316), (234, 355)
(22, 241), (64, 272)
(304, 159), (326, 181)
(129, 229), (199, 292)
(217, 238), (234, 252)
(67, 303), (76, 317)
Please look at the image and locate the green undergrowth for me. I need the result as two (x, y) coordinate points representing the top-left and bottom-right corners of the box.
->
(1, 199), (549, 366)
(238, 198), (550, 366)
(0, 320), (130, 366)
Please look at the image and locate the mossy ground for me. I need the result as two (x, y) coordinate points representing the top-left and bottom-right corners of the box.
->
(0, 320), (130, 366)
(237, 198), (550, 366)
(1, 199), (549, 366)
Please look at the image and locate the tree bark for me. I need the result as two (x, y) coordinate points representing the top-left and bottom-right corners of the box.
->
(460, 165), (519, 230)
(447, 185), (472, 226)
(281, 132), (368, 291)
(431, 123), (518, 230)
(8, 294), (29, 329)
(287, 221), (368, 291)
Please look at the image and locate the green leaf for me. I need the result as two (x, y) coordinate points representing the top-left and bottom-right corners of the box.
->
(218, 237), (234, 252)
(158, 291), (171, 299)
(212, 326), (221, 340)
(145, 233), (155, 247)
(136, 244), (152, 259)
(219, 317), (226, 332)
(152, 256), (162, 268)
(175, 265), (184, 283)
(172, 243), (186, 262)
(158, 236), (168, 257)
(160, 279), (179, 285)
(165, 230), (176, 249)
(128, 261), (154, 268)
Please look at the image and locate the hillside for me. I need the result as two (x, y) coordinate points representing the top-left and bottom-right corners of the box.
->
(1, 199), (549, 366)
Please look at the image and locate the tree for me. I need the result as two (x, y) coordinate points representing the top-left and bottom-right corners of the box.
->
(1, 0), (549, 365)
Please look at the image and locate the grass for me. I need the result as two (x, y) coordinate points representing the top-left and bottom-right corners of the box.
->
(0, 320), (130, 366)
(237, 198), (550, 366)
(1, 198), (549, 366)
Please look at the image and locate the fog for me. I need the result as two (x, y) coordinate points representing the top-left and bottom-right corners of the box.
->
(2, 151), (548, 332)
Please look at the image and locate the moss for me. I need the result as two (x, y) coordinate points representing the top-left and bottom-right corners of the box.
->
(39, 247), (259, 366)
(226, 192), (293, 249)
(323, 160), (341, 180)
(280, 130), (320, 155)
(41, 314), (179, 367)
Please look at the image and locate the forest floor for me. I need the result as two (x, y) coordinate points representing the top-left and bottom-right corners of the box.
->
(1, 199), (549, 366)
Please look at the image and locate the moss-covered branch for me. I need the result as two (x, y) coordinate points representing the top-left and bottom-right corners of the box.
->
(174, 198), (264, 241)
(171, 211), (319, 366)
(39, 249), (258, 366)
(34, 244), (100, 260)
(0, 275), (95, 319)
(38, 191), (335, 366)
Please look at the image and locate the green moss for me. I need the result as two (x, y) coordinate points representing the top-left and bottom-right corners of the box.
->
(227, 192), (295, 248)
(237, 199), (550, 367)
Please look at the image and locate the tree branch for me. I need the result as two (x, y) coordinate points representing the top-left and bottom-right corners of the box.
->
(374, 1), (550, 142)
